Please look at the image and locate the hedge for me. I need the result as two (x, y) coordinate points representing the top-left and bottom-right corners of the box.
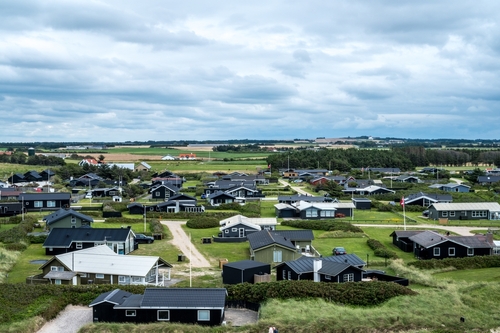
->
(281, 220), (363, 233)
(226, 280), (416, 306)
(408, 255), (500, 270)
(366, 239), (399, 259)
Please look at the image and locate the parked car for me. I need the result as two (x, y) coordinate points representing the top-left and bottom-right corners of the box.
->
(135, 234), (154, 244)
(422, 210), (429, 217)
(332, 246), (346, 255)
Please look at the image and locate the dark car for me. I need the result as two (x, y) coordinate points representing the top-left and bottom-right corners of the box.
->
(135, 233), (154, 244)
(422, 210), (429, 217)
(332, 246), (346, 255)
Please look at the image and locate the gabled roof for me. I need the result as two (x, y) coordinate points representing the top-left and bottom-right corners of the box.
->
(139, 288), (226, 309)
(409, 230), (457, 248)
(19, 192), (71, 201)
(274, 203), (296, 210)
(404, 192), (452, 204)
(343, 185), (395, 194)
(219, 215), (277, 226)
(292, 200), (355, 211)
(321, 254), (366, 267)
(318, 261), (358, 276)
(278, 194), (332, 203)
(428, 183), (470, 189)
(41, 245), (171, 276)
(430, 202), (500, 211)
(209, 191), (236, 199)
(219, 220), (261, 232)
(139, 161), (151, 169)
(150, 183), (178, 193)
(43, 227), (132, 248)
(389, 230), (427, 238)
(223, 260), (269, 270)
(43, 208), (94, 225)
(277, 256), (364, 275)
(89, 289), (134, 307)
(169, 193), (197, 201)
(246, 230), (297, 251)
(448, 235), (493, 249)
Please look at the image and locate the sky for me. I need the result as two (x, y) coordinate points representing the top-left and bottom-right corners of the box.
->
(1, 0), (500, 142)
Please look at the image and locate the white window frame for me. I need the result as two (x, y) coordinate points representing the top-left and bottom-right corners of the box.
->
(80, 273), (87, 278)
(273, 250), (283, 263)
(96, 274), (104, 279)
(54, 279), (61, 285)
(132, 276), (142, 283)
(433, 248), (441, 256)
(343, 273), (354, 282)
(118, 276), (126, 283)
(71, 217), (76, 224)
(76, 242), (83, 249)
(449, 211), (455, 217)
(288, 271), (291, 280)
(158, 310), (170, 321)
(467, 248), (474, 256)
(282, 269), (286, 280)
(47, 201), (56, 208)
(448, 247), (455, 256)
(198, 310), (210, 321)
(126, 310), (136, 317)
(325, 275), (331, 280)
(231, 228), (237, 232)
(34, 201), (43, 208)
(442, 211), (448, 217)
(224, 229), (229, 234)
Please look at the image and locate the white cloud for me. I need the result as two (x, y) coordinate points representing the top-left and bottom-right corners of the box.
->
(0, 0), (500, 141)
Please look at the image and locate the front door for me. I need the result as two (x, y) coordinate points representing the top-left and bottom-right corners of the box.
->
(239, 228), (245, 237)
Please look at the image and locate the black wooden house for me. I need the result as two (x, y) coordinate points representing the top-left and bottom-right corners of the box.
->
(222, 260), (271, 284)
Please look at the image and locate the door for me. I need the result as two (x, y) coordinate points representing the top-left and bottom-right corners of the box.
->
(239, 228), (245, 237)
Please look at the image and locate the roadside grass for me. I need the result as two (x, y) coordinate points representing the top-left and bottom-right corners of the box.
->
(0, 248), (20, 283)
(260, 200), (277, 218)
(433, 267), (500, 282)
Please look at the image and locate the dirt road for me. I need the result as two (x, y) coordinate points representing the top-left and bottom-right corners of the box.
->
(161, 220), (211, 267)
(37, 305), (92, 333)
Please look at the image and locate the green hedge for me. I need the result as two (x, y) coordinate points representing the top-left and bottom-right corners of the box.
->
(186, 216), (220, 229)
(408, 255), (500, 270)
(281, 220), (363, 233)
(226, 280), (416, 306)
(0, 217), (37, 244)
(366, 239), (399, 259)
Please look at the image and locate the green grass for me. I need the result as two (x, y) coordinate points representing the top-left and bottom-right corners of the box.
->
(7, 244), (45, 283)
(433, 268), (500, 282)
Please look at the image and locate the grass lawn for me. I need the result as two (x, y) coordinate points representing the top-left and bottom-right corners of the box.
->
(433, 268), (500, 282)
(7, 244), (46, 283)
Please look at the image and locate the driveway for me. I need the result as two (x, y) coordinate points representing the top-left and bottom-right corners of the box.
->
(161, 220), (211, 267)
(37, 305), (92, 333)
(278, 179), (309, 195)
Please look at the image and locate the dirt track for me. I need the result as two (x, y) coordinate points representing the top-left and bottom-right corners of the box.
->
(161, 220), (211, 267)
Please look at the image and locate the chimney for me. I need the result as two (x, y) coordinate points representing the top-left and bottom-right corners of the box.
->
(313, 259), (322, 282)
(486, 232), (494, 244)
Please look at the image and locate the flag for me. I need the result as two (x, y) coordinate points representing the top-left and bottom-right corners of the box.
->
(268, 164), (271, 169)
(400, 196), (405, 207)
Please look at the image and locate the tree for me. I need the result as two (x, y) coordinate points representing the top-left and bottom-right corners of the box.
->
(323, 181), (344, 198)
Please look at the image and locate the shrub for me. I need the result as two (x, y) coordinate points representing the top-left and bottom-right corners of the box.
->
(226, 280), (416, 306)
(281, 220), (363, 233)
(4, 242), (27, 251)
(186, 216), (219, 229)
(408, 255), (500, 270)
(367, 239), (398, 259)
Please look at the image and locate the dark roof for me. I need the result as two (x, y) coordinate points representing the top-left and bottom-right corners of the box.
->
(277, 257), (363, 275)
(43, 227), (132, 248)
(209, 191), (236, 199)
(168, 193), (197, 201)
(321, 254), (366, 267)
(318, 261), (356, 276)
(389, 230), (427, 238)
(404, 192), (452, 203)
(140, 288), (226, 309)
(448, 235), (493, 249)
(223, 260), (269, 270)
(89, 289), (134, 307)
(43, 209), (93, 225)
(273, 230), (314, 242)
(351, 197), (371, 203)
(409, 230), (453, 248)
(246, 230), (296, 251)
(19, 192), (71, 201)
(278, 195), (332, 203)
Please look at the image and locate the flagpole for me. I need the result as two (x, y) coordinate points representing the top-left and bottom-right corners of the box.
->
(402, 196), (406, 231)
(189, 232), (192, 288)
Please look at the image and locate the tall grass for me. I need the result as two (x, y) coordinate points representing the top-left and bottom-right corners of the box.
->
(0, 248), (19, 283)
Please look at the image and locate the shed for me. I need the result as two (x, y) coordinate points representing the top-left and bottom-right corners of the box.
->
(222, 260), (271, 284)
(351, 197), (372, 210)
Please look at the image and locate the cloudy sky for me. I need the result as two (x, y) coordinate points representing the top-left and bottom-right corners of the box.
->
(1, 1), (500, 142)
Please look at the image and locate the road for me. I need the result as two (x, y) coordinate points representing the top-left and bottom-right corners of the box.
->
(278, 179), (310, 195)
(354, 224), (490, 236)
(161, 220), (211, 267)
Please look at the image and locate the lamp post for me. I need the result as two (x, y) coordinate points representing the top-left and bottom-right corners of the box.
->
(143, 205), (146, 232)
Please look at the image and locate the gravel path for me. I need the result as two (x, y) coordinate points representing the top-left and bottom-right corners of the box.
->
(161, 220), (211, 267)
(37, 305), (92, 333)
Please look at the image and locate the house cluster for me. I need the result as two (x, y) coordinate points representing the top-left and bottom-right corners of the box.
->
(391, 230), (498, 258)
(0, 192), (71, 216)
(128, 193), (205, 214)
(9, 169), (55, 184)
(202, 172), (267, 206)
(274, 194), (356, 219)
(28, 207), (172, 286)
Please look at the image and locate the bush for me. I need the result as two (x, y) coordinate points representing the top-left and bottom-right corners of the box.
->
(186, 216), (219, 229)
(4, 242), (27, 251)
(408, 255), (500, 270)
(367, 239), (398, 259)
(226, 280), (416, 306)
(281, 220), (363, 233)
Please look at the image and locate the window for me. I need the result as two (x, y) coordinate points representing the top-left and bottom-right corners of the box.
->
(325, 275), (331, 280)
(343, 273), (354, 282)
(132, 276), (142, 283)
(273, 250), (282, 263)
(442, 211), (448, 217)
(47, 201), (56, 208)
(158, 310), (170, 321)
(433, 248), (441, 256)
(76, 242), (82, 249)
(118, 276), (126, 283)
(71, 217), (76, 224)
(96, 274), (104, 279)
(80, 273), (87, 278)
(467, 248), (474, 256)
(306, 208), (318, 217)
(231, 228), (237, 232)
(287, 271), (291, 280)
(55, 279), (61, 285)
(224, 229), (229, 234)
(448, 248), (455, 256)
(198, 310), (210, 321)
(34, 201), (43, 208)
(449, 211), (455, 217)
(472, 211), (487, 218)
(282, 269), (286, 280)
(155, 191), (160, 196)
(126, 310), (136, 317)
(51, 266), (64, 271)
